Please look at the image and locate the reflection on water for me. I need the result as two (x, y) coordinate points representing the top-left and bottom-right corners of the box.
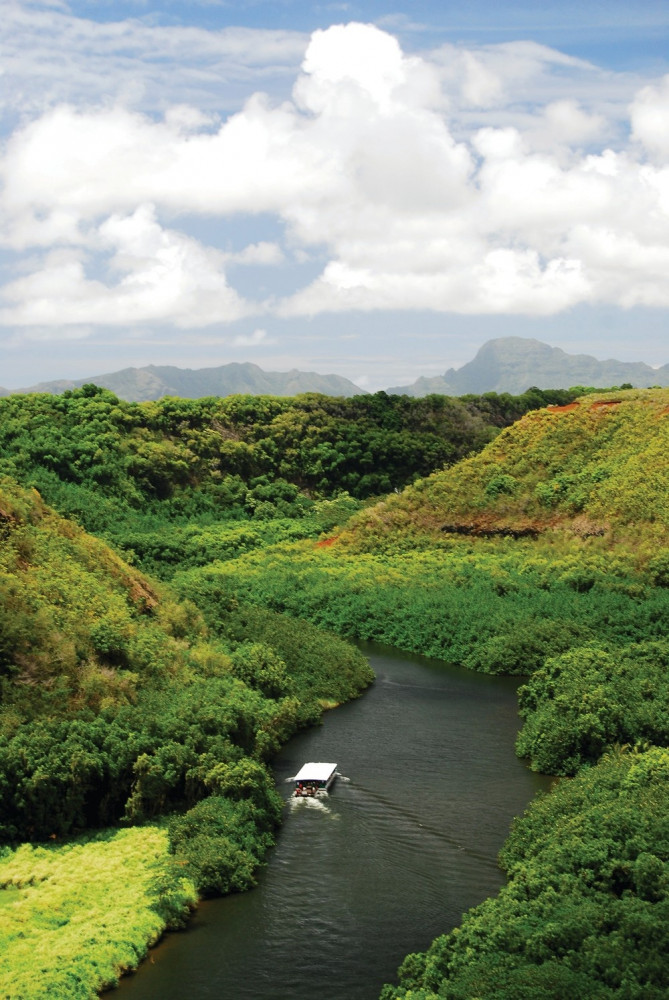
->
(116, 643), (550, 1000)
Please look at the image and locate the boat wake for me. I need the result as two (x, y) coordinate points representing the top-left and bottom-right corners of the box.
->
(288, 795), (334, 815)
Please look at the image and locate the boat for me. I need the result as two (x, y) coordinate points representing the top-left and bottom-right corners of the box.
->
(293, 762), (337, 797)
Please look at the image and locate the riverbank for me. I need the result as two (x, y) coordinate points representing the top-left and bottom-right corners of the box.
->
(0, 826), (197, 1000)
(112, 646), (548, 1000)
(382, 745), (669, 1000)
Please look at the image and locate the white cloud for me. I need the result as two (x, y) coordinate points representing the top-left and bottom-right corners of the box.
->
(294, 22), (407, 113)
(430, 40), (601, 111)
(1, 1), (307, 123)
(630, 74), (669, 161)
(226, 242), (285, 267)
(1, 19), (668, 335)
(0, 205), (256, 327)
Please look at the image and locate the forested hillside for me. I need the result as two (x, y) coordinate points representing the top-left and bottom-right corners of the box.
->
(0, 384), (576, 579)
(0, 383), (578, 512)
(0, 475), (371, 833)
(0, 476), (371, 997)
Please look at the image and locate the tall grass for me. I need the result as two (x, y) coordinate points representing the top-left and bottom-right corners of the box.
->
(0, 826), (196, 1000)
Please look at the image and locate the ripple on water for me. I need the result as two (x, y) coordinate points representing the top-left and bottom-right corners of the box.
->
(115, 645), (551, 1000)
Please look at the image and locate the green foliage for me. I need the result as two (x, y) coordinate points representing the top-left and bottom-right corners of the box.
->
(230, 643), (294, 699)
(0, 476), (190, 720)
(0, 658), (366, 844)
(382, 748), (669, 1000)
(516, 641), (669, 774)
(168, 760), (283, 896)
(0, 826), (197, 1000)
(339, 388), (669, 548)
(484, 472), (518, 497)
(176, 538), (667, 679)
(0, 384), (583, 558)
(648, 552), (669, 587)
(196, 601), (374, 706)
(0, 479), (370, 845)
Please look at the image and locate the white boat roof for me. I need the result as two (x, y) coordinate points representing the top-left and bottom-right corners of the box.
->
(294, 762), (337, 782)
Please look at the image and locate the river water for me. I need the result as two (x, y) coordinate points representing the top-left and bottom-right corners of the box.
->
(116, 644), (550, 1000)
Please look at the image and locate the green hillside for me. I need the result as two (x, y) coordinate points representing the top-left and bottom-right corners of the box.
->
(0, 383), (579, 518)
(0, 384), (583, 587)
(0, 477), (370, 838)
(0, 476), (371, 997)
(338, 387), (669, 549)
(0, 475), (175, 722)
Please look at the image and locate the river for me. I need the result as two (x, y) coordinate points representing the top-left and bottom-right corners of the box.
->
(116, 643), (551, 1000)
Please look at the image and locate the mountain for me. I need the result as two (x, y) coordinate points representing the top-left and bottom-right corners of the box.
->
(15, 362), (365, 401)
(388, 337), (669, 396)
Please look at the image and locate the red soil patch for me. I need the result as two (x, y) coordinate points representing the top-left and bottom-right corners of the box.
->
(590, 400), (622, 409)
(129, 581), (158, 610)
(548, 402), (579, 413)
(316, 536), (337, 548)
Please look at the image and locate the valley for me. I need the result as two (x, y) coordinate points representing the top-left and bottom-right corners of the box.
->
(0, 383), (667, 1000)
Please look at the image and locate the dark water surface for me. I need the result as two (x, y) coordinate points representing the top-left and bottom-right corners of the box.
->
(117, 644), (550, 1000)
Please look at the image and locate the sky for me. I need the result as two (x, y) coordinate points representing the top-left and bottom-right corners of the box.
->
(1, 1), (668, 391)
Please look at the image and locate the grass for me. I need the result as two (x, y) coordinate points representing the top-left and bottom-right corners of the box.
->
(0, 826), (197, 1000)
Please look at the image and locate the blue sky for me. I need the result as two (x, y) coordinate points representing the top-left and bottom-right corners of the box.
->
(1, 0), (668, 390)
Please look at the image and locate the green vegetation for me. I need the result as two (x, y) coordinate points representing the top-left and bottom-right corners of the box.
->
(0, 476), (370, 828)
(0, 826), (197, 1000)
(516, 641), (669, 774)
(175, 537), (665, 682)
(0, 384), (581, 573)
(0, 383), (667, 999)
(0, 475), (370, 997)
(380, 747), (669, 1000)
(339, 388), (669, 548)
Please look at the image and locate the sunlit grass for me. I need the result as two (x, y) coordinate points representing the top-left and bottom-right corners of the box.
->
(0, 826), (196, 1000)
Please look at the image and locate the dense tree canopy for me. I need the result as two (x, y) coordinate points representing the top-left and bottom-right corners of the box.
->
(381, 748), (669, 1000)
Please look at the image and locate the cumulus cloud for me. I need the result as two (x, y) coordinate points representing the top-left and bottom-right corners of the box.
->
(0, 205), (255, 327)
(630, 75), (669, 160)
(1, 18), (668, 335)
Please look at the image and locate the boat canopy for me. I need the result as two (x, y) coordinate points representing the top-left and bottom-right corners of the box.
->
(293, 762), (337, 783)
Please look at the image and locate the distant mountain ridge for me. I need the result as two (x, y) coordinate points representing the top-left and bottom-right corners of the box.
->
(389, 337), (669, 396)
(6, 337), (668, 401)
(12, 362), (365, 401)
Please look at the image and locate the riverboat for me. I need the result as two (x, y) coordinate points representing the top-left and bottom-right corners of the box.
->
(293, 762), (337, 797)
